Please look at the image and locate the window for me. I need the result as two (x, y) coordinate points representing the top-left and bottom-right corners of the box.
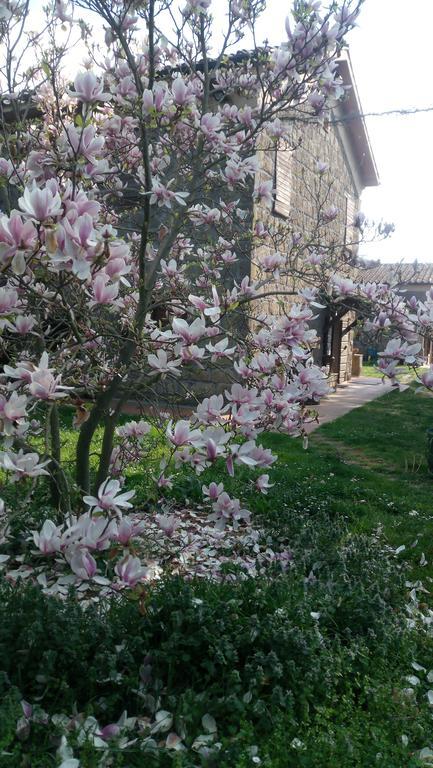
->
(344, 193), (357, 249)
(273, 147), (292, 218)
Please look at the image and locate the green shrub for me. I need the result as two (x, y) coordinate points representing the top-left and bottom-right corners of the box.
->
(0, 517), (428, 767)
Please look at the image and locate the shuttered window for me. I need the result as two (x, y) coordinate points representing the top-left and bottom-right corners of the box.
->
(345, 194), (357, 248)
(274, 147), (292, 218)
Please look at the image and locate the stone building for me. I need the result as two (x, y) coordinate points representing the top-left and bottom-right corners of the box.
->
(251, 50), (379, 386)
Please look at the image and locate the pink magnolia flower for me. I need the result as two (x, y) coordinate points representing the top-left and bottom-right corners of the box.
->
(192, 426), (230, 464)
(200, 113), (221, 140)
(180, 344), (205, 364)
(89, 273), (119, 307)
(379, 338), (421, 364)
(153, 83), (169, 111)
(0, 391), (28, 433)
(331, 276), (355, 296)
(256, 474), (274, 494)
(33, 519), (62, 554)
(420, 366), (433, 389)
(66, 512), (118, 551)
(150, 179), (189, 208)
(230, 440), (260, 469)
(69, 548), (97, 579)
(55, 0), (73, 22)
(225, 383), (260, 407)
(296, 366), (329, 400)
(61, 124), (104, 164)
(83, 478), (135, 515)
(171, 77), (194, 107)
(68, 71), (111, 103)
(321, 205), (339, 222)
(255, 180), (275, 208)
(29, 370), (68, 400)
(105, 256), (131, 284)
(116, 516), (144, 545)
(306, 250), (324, 266)
(308, 90), (326, 113)
(194, 394), (226, 425)
(260, 251), (284, 273)
(0, 212), (37, 257)
(18, 182), (62, 221)
(142, 88), (154, 114)
(166, 419), (201, 447)
(117, 420), (151, 439)
(160, 258), (184, 279)
(0, 450), (50, 480)
(188, 294), (210, 312)
(202, 481), (224, 500)
(115, 554), (147, 587)
(172, 317), (206, 344)
(316, 161), (328, 173)
(13, 315), (37, 334)
(155, 513), (180, 537)
(235, 275), (258, 298)
(147, 349), (182, 377)
(210, 492), (250, 530)
(0, 286), (21, 320)
(206, 338), (236, 361)
(376, 358), (399, 380)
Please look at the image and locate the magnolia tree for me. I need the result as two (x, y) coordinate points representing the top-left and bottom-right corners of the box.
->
(0, 0), (431, 594)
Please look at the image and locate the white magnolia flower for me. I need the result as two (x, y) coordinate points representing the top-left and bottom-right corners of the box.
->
(83, 478), (135, 515)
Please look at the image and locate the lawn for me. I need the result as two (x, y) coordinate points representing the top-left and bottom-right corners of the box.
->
(2, 384), (433, 766)
(262, 383), (433, 589)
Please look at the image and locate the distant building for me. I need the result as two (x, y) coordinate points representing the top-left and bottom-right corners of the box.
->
(358, 262), (433, 363)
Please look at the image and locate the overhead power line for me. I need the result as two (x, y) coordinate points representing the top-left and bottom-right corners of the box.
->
(333, 105), (433, 123)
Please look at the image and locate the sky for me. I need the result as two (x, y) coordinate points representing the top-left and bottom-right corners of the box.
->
(27, 0), (433, 264)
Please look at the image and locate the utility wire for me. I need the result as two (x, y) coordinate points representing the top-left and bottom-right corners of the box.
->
(332, 105), (433, 123)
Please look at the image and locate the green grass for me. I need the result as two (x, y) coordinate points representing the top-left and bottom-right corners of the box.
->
(360, 361), (419, 378)
(259, 383), (433, 590)
(359, 361), (382, 377)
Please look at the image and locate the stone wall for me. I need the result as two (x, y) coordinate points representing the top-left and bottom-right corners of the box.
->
(250, 113), (360, 382)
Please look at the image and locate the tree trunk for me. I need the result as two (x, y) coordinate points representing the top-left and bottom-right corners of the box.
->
(49, 404), (71, 516)
(75, 377), (121, 493)
(95, 405), (123, 492)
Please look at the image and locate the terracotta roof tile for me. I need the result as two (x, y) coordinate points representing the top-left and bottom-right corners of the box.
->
(359, 262), (433, 286)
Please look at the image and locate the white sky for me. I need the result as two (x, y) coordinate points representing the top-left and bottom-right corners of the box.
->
(28, 0), (433, 264)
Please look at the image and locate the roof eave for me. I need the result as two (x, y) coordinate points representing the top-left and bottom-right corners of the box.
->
(336, 52), (379, 189)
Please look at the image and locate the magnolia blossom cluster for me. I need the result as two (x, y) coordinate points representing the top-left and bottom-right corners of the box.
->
(0, 352), (69, 473)
(29, 480), (154, 590)
(0, 478), (295, 601)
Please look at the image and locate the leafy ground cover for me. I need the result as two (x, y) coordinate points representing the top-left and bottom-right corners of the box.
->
(2, 385), (433, 766)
